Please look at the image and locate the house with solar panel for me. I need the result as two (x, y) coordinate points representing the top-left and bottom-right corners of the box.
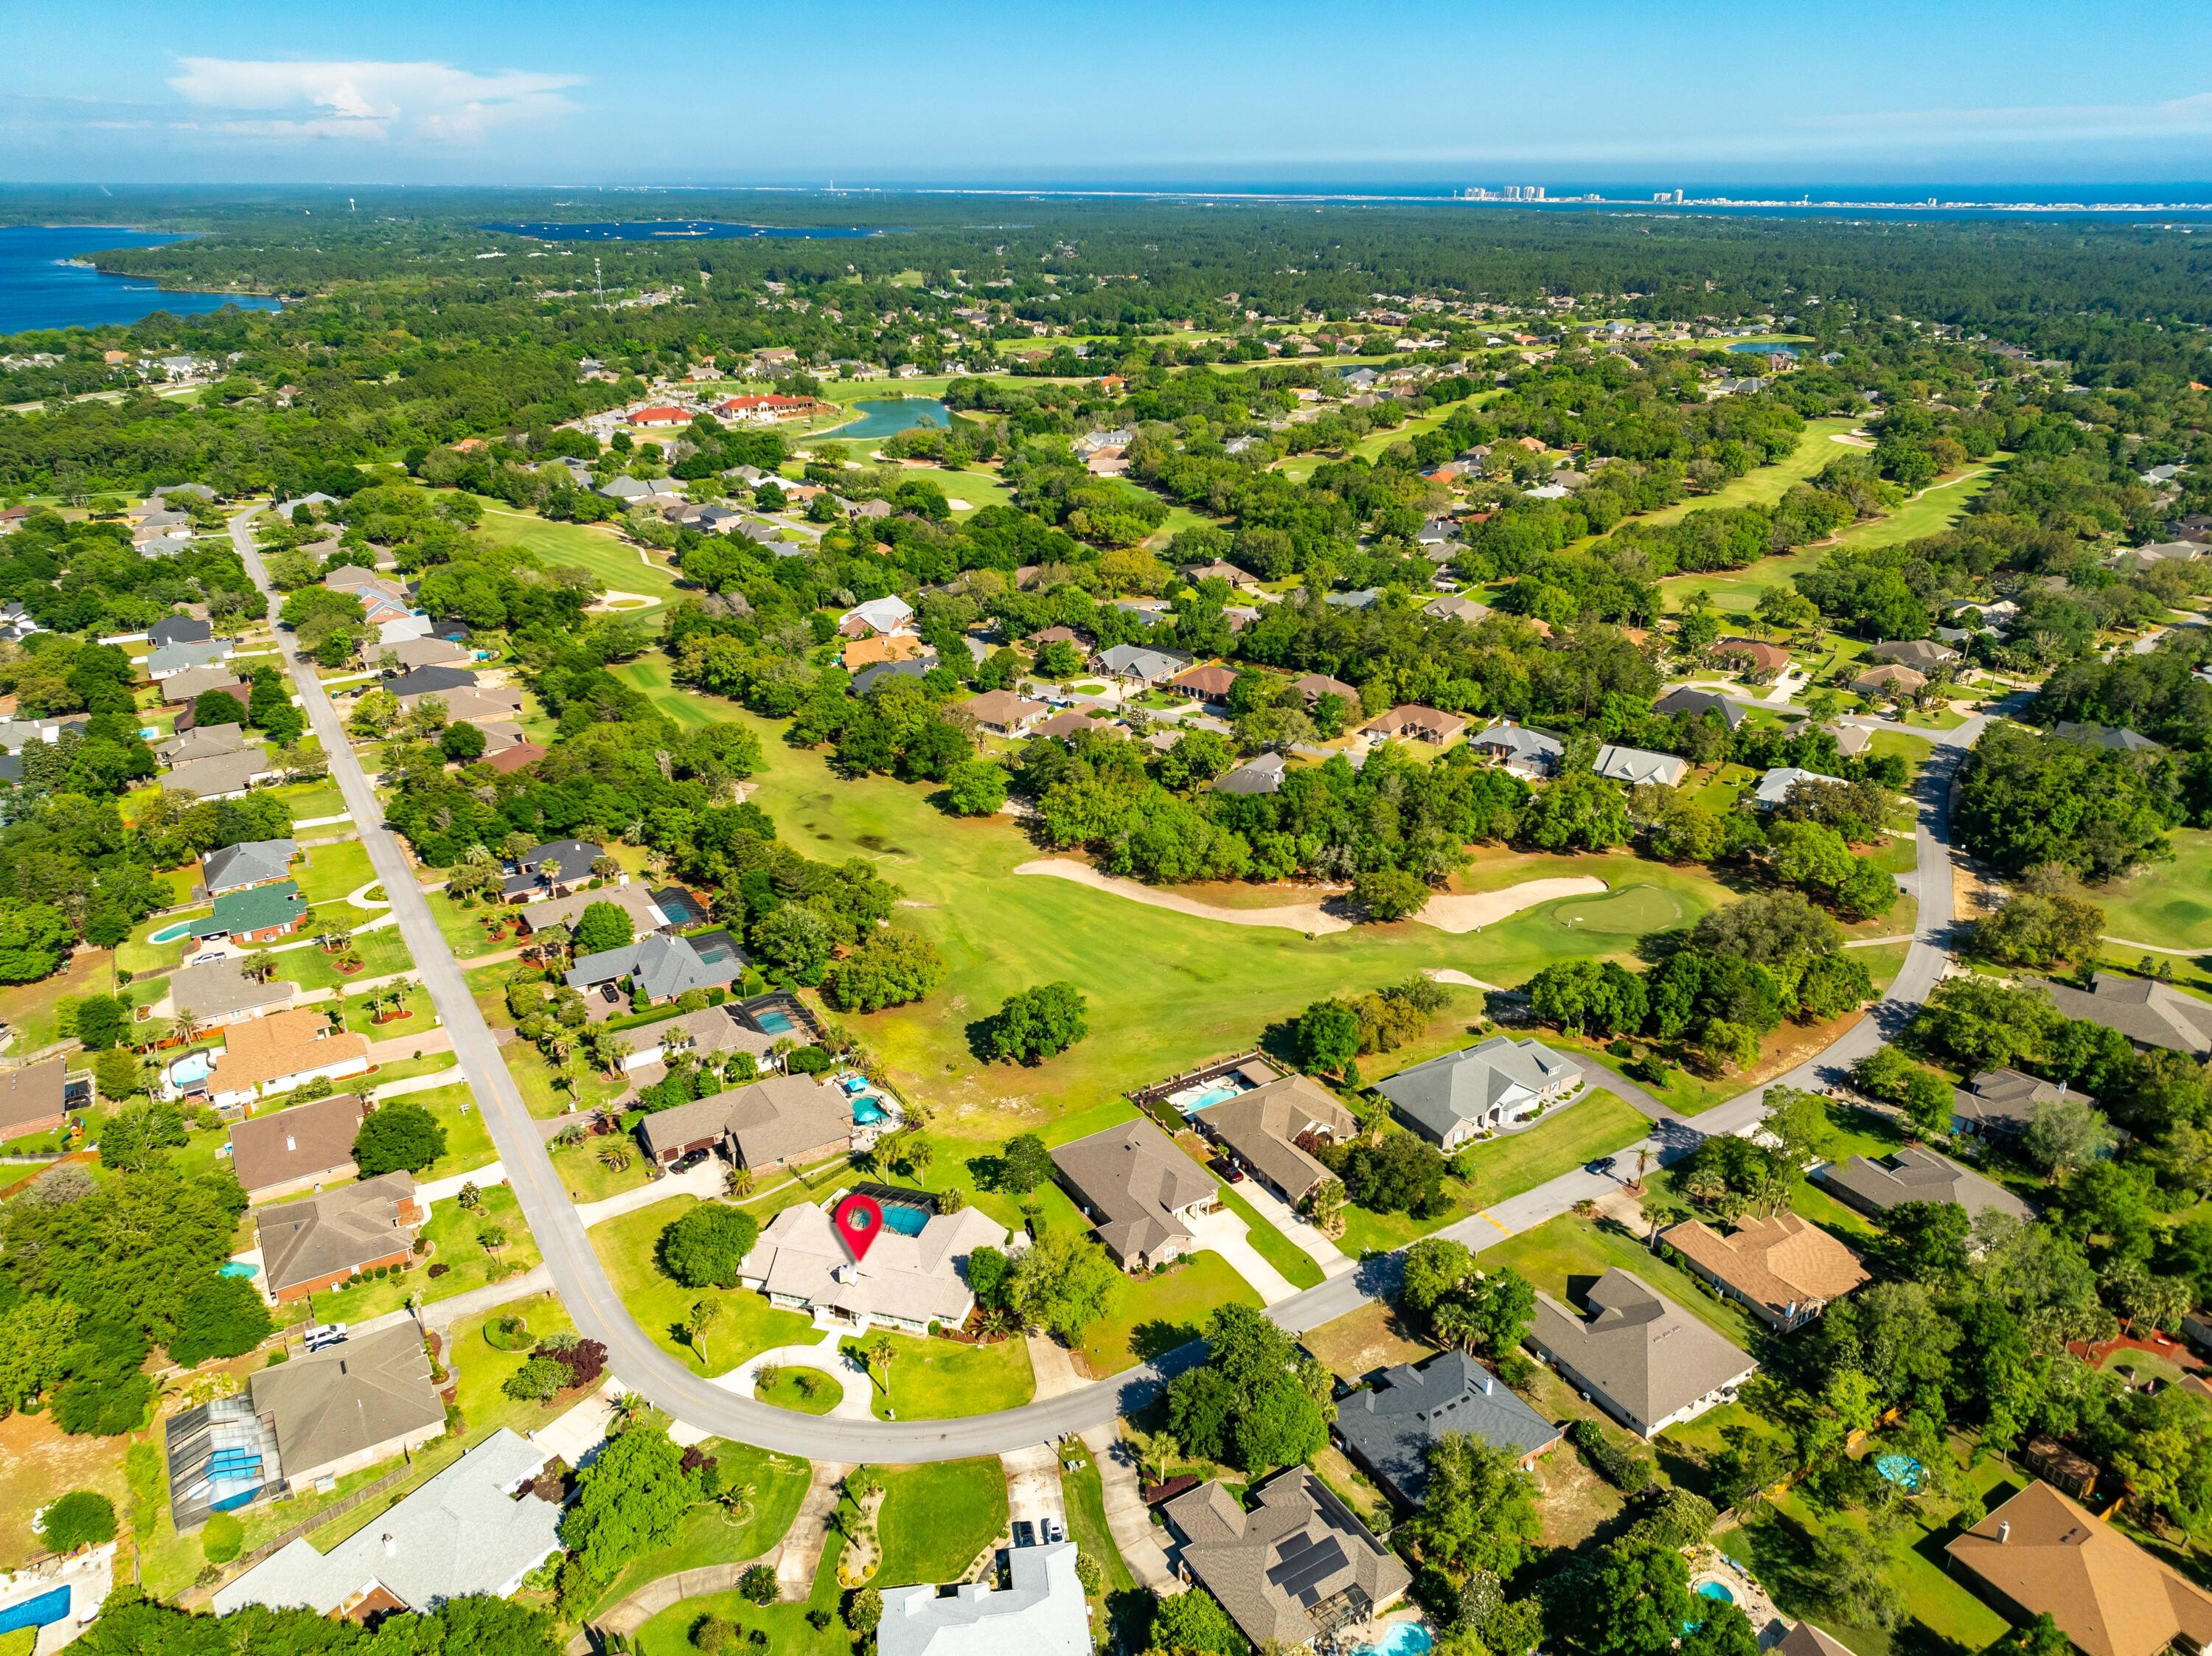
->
(1163, 1469), (1411, 1648)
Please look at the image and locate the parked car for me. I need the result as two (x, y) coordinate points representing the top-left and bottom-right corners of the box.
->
(1043, 1518), (1064, 1544)
(674, 1149), (709, 1173)
(1012, 1520), (1036, 1548)
(192, 951), (227, 965)
(305, 1323), (347, 1351)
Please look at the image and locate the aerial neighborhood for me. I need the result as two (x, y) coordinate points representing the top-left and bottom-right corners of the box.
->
(1, 136), (2211, 1656)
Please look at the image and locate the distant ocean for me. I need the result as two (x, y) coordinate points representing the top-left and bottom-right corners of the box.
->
(0, 226), (279, 337)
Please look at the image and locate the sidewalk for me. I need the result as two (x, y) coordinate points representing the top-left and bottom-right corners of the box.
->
(776, 1459), (853, 1595)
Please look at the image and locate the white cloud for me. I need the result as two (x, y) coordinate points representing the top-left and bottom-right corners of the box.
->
(166, 58), (581, 144)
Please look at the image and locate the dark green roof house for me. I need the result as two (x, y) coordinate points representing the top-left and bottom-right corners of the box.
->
(197, 880), (308, 944)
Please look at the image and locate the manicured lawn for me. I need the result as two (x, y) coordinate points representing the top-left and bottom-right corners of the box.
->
(611, 667), (1736, 1144)
(119, 903), (210, 974)
(1059, 1440), (1135, 1594)
(1481, 1211), (1764, 1352)
(302, 1182), (540, 1322)
(1335, 1091), (1651, 1255)
(549, 1132), (655, 1203)
(1076, 1250), (1262, 1378)
(473, 501), (681, 607)
(293, 837), (376, 904)
(424, 889), (523, 959)
(270, 780), (347, 822)
(873, 1458), (1009, 1585)
(2098, 826), (2212, 952)
(585, 1438), (813, 1616)
(1835, 457), (2006, 550)
(1216, 1180), (1325, 1290)
(335, 981), (437, 1037)
(1641, 419), (1863, 526)
(838, 1330), (1034, 1419)
(630, 1537), (848, 1656)
(756, 1366), (844, 1413)
(415, 1082), (499, 1180)
(274, 926), (415, 993)
(591, 1194), (815, 1376)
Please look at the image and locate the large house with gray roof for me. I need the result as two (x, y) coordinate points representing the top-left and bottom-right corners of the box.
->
(1815, 1144), (2032, 1224)
(1335, 1351), (1562, 1506)
(1164, 1469), (1410, 1649)
(880, 1541), (1091, 1656)
(565, 930), (745, 1006)
(166, 959), (296, 1029)
(1593, 744), (1689, 788)
(256, 1173), (425, 1302)
(1197, 1074), (1357, 1208)
(738, 1194), (1008, 1336)
(636, 1073), (856, 1172)
(201, 838), (298, 897)
(1050, 1116), (1219, 1271)
(1376, 1036), (1585, 1151)
(2044, 973), (2212, 1058)
(1526, 1268), (1756, 1438)
(1654, 687), (1747, 729)
(1093, 642), (1192, 684)
(1951, 1068), (2095, 1143)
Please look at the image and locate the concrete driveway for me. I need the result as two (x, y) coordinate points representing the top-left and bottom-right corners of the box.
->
(1187, 1206), (1301, 1305)
(1001, 1442), (1068, 1537)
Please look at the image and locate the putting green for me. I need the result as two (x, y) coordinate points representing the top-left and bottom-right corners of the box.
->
(1551, 883), (1684, 936)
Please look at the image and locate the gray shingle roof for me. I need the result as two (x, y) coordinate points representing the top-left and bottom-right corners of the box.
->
(203, 838), (298, 894)
(1377, 1037), (1582, 1144)
(1164, 1469), (1410, 1649)
(1528, 1268), (1756, 1433)
(1201, 1074), (1354, 1200)
(1335, 1351), (1561, 1505)
(248, 1321), (442, 1479)
(565, 931), (743, 1001)
(1817, 1144), (2033, 1222)
(1654, 687), (1747, 728)
(167, 959), (296, 1023)
(1593, 745), (1688, 787)
(1952, 1068), (2093, 1136)
(256, 1172), (420, 1295)
(1051, 1117), (1216, 1264)
(2043, 974), (2212, 1058)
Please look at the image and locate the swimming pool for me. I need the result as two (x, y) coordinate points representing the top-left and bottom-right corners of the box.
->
(852, 1096), (886, 1125)
(1353, 1622), (1434, 1656)
(1698, 1582), (1736, 1604)
(1170, 1079), (1248, 1113)
(754, 1007), (798, 1034)
(149, 919), (202, 944)
(879, 1204), (930, 1236)
(170, 1052), (212, 1086)
(219, 1260), (260, 1280)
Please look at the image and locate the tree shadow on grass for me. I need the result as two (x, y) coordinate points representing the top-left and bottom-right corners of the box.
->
(1130, 1318), (1205, 1363)
(1106, 1586), (1155, 1655)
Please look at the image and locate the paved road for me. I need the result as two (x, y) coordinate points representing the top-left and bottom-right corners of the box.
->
(234, 506), (2014, 1459)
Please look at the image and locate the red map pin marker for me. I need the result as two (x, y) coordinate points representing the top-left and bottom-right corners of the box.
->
(832, 1194), (884, 1264)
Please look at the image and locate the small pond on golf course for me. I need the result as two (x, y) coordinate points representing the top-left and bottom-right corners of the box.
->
(831, 398), (952, 442)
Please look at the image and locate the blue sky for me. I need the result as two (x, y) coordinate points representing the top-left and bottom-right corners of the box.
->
(6, 0), (2212, 188)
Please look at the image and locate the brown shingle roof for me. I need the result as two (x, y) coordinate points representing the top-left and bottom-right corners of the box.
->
(216, 1009), (370, 1098)
(1164, 1470), (1410, 1649)
(229, 1093), (369, 1196)
(257, 1172), (422, 1295)
(1051, 1116), (1216, 1263)
(1659, 1213), (1869, 1323)
(1201, 1075), (1356, 1203)
(1947, 1482), (2212, 1656)
(0, 1057), (67, 1135)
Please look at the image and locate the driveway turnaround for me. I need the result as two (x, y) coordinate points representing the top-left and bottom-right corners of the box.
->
(232, 507), (2011, 1460)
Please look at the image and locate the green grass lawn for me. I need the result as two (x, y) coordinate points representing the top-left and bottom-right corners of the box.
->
(473, 500), (681, 607)
(414, 1082), (498, 1180)
(2097, 827), (2212, 952)
(119, 903), (210, 974)
(591, 1194), (815, 1376)
(425, 889), (529, 958)
(838, 1331), (1034, 1420)
(1215, 1180), (1325, 1290)
(1641, 419), (1863, 526)
(270, 779), (347, 821)
(611, 662), (1736, 1145)
(548, 1132), (655, 1203)
(1335, 1091), (1652, 1255)
(275, 926), (415, 993)
(302, 1182), (540, 1322)
(1481, 1211), (1763, 1352)
(293, 837), (375, 904)
(335, 981), (437, 1037)
(755, 1366), (844, 1413)
(1835, 458), (2006, 551)
(1076, 1250), (1262, 1377)
(585, 1439), (813, 1616)
(630, 1534), (849, 1656)
(873, 1458), (1009, 1584)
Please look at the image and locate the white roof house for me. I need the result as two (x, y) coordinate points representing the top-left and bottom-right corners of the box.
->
(1754, 767), (1846, 808)
(879, 1542), (1091, 1656)
(737, 1197), (1009, 1336)
(1592, 745), (1688, 787)
(212, 1430), (560, 1618)
(841, 595), (917, 637)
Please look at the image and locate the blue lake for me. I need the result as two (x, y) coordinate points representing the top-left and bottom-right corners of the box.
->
(0, 226), (280, 337)
(487, 220), (887, 241)
(830, 398), (953, 442)
(1727, 341), (1800, 356)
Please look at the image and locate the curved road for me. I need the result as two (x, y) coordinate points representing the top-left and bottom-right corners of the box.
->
(236, 509), (2007, 1460)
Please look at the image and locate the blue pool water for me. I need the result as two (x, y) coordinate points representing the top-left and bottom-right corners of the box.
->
(753, 1007), (798, 1034)
(148, 919), (201, 944)
(880, 1204), (929, 1236)
(1183, 1083), (1245, 1113)
(852, 1096), (886, 1125)
(0, 1584), (70, 1636)
(1699, 1582), (1736, 1604)
(1353, 1624), (1433, 1656)
(219, 1261), (260, 1279)
(170, 1052), (212, 1085)
(1874, 1453), (1926, 1490)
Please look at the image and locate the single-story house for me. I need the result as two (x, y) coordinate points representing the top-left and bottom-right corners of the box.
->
(565, 930), (745, 1005)
(1944, 1481), (2212, 1656)
(503, 839), (605, 902)
(383, 664), (476, 701)
(1593, 745), (1689, 787)
(1213, 751), (1288, 796)
(1376, 1036), (1585, 1150)
(212, 1430), (562, 1618)
(1335, 1351), (1562, 1506)
(1775, 1626), (1858, 1656)
(1095, 643), (1192, 685)
(1952, 1068), (2093, 1142)
(1867, 639), (1961, 670)
(1851, 663), (1928, 699)
(852, 658), (933, 697)
(0, 1056), (70, 1141)
(960, 689), (1051, 737)
(380, 636), (471, 672)
(1183, 560), (1262, 592)
(1030, 625), (1088, 650)
(1371, 704), (1468, 746)
(256, 1172), (425, 1302)
(148, 615), (214, 649)
(167, 959), (296, 1030)
(1753, 766), (1848, 810)
(738, 1194), (1009, 1336)
(1714, 638), (1793, 676)
(228, 1093), (372, 1202)
(197, 1009), (370, 1113)
(158, 721), (251, 766)
(2043, 973), (2212, 1058)
(842, 633), (929, 672)
(1289, 672), (1358, 708)
(636, 1073), (857, 1172)
(616, 1002), (780, 1074)
(1166, 664), (1239, 702)
(485, 742), (546, 774)
(1424, 594), (1492, 625)
(1526, 1268), (1757, 1438)
(1654, 687), (1747, 729)
(512, 881), (664, 939)
(0, 713), (91, 752)
(195, 879), (309, 944)
(1816, 1144), (2034, 1224)
(1035, 706), (1115, 741)
(166, 1321), (445, 1531)
(160, 666), (246, 706)
(1468, 720), (1559, 776)
(1658, 1212), (1870, 1332)
(173, 683), (250, 728)
(162, 748), (278, 802)
(880, 1542), (1091, 1656)
(202, 838), (298, 897)
(1827, 722), (1874, 756)
(1163, 1471), (1410, 1651)
(147, 639), (234, 681)
(2053, 723), (2165, 754)
(1198, 1073), (1357, 1208)
(426, 684), (526, 726)
(839, 595), (917, 639)
(1051, 1116), (1220, 1272)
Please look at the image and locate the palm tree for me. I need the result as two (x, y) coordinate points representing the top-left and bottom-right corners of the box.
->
(686, 1300), (720, 1366)
(1130, 1429), (1180, 1486)
(863, 1332), (897, 1408)
(905, 1136), (935, 1181)
(599, 1141), (633, 1173)
(1432, 1299), (1481, 1354)
(241, 949), (276, 984)
(724, 1163), (755, 1199)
